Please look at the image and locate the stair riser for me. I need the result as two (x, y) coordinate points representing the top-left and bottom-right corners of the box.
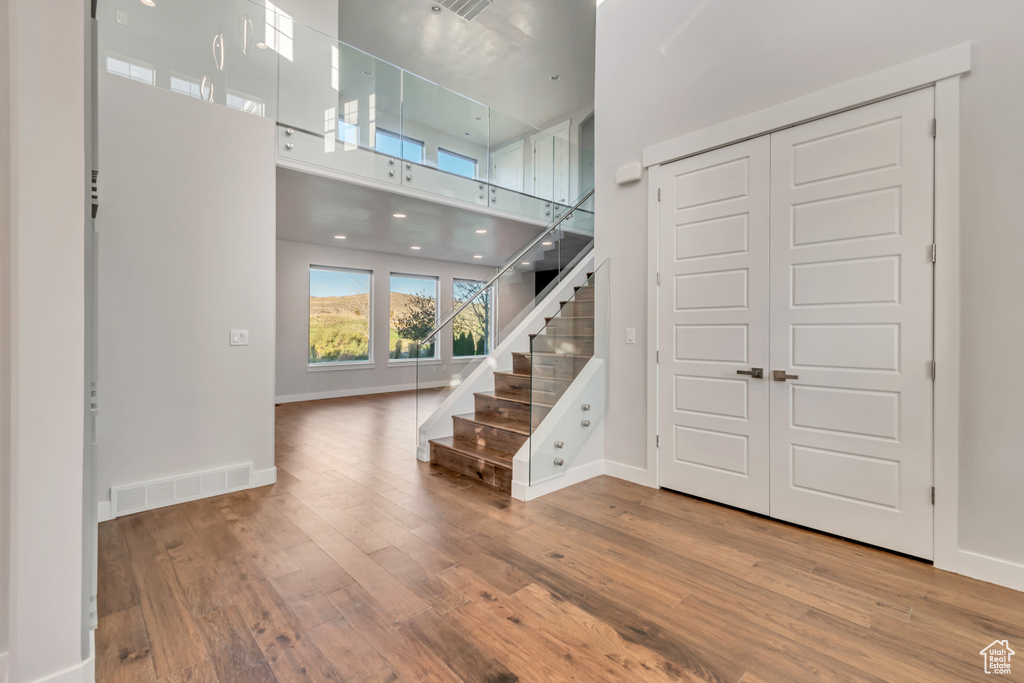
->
(559, 301), (594, 317)
(543, 320), (595, 337)
(531, 336), (595, 356)
(430, 442), (512, 493)
(475, 393), (531, 424)
(532, 385), (568, 405)
(453, 417), (528, 455)
(512, 353), (531, 375)
(494, 373), (531, 401)
(572, 286), (595, 301)
(531, 355), (591, 380)
(530, 404), (552, 430)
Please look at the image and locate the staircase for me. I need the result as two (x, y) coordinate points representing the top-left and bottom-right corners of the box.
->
(428, 277), (596, 492)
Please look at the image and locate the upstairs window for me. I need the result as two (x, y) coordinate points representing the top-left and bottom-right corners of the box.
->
(376, 129), (424, 164)
(309, 267), (372, 365)
(438, 148), (478, 179)
(106, 56), (155, 85)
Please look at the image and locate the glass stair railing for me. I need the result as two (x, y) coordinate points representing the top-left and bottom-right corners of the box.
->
(529, 258), (609, 485)
(96, 0), (595, 228)
(412, 188), (594, 432)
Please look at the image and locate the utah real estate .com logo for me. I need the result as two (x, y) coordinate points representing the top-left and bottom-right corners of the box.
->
(980, 640), (1014, 675)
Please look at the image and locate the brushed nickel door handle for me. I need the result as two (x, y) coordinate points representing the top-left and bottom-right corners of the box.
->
(736, 368), (764, 379)
(773, 370), (799, 381)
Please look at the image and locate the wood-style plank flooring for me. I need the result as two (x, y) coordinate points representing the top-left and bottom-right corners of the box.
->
(97, 390), (1024, 682)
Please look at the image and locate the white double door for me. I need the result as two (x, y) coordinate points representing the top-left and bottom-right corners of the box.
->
(657, 89), (936, 559)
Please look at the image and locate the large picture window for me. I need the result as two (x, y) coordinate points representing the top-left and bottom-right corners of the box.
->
(452, 279), (491, 358)
(390, 274), (438, 359)
(308, 267), (372, 365)
(438, 148), (478, 179)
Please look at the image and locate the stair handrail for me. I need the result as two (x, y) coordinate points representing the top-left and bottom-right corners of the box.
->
(417, 187), (596, 346)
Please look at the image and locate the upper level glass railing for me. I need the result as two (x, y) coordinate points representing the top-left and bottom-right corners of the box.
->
(96, 0), (595, 227)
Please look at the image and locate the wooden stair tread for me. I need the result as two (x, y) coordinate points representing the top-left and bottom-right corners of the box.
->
(474, 390), (553, 408)
(494, 371), (571, 385)
(514, 351), (592, 360)
(453, 413), (530, 436)
(429, 436), (515, 468)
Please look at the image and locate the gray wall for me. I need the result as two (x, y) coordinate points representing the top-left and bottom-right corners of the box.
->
(97, 73), (277, 499)
(276, 239), (494, 401)
(0, 0), (10, 664)
(596, 0), (1024, 568)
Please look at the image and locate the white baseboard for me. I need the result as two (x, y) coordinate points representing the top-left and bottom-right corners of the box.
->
(1, 651), (8, 683)
(275, 380), (451, 404)
(603, 460), (658, 489)
(514, 459), (605, 501)
(954, 549), (1024, 593)
(26, 652), (94, 683)
(97, 501), (112, 523)
(252, 466), (277, 488)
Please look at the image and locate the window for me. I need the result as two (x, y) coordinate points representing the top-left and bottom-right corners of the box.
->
(438, 148), (478, 179)
(376, 129), (424, 164)
(170, 76), (202, 99)
(390, 274), (438, 359)
(337, 99), (359, 150)
(264, 1), (294, 61)
(308, 267), (372, 365)
(453, 280), (491, 358)
(227, 91), (266, 117)
(106, 56), (155, 85)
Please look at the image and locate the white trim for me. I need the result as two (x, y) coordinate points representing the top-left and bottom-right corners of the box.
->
(96, 501), (112, 524)
(109, 462), (269, 518)
(24, 653), (94, 683)
(932, 76), (962, 575)
(387, 359), (442, 368)
(276, 156), (550, 229)
(645, 172), (660, 491)
(0, 652), (7, 683)
(513, 459), (605, 501)
(643, 42), (971, 167)
(306, 362), (376, 372)
(530, 119), (571, 145)
(955, 550), (1024, 594)
(276, 380), (451, 404)
(604, 460), (658, 489)
(252, 466), (278, 488)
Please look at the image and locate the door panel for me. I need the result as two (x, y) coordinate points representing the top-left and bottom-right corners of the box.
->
(658, 136), (771, 514)
(768, 88), (935, 558)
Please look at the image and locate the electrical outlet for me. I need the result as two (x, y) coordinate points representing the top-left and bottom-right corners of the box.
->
(230, 329), (249, 346)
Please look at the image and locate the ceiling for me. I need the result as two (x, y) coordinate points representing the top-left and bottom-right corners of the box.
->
(335, 0), (596, 130)
(277, 167), (550, 266)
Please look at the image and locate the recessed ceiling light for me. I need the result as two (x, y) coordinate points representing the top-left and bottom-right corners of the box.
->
(475, 116), (482, 121)
(256, 42), (267, 49)
(464, 132), (472, 137)
(550, 74), (561, 81)
(363, 69), (372, 76)
(522, 262), (530, 266)
(542, 241), (553, 246)
(333, 235), (346, 240)
(473, 255), (483, 259)
(475, 229), (487, 234)
(411, 246), (421, 250)
(431, 4), (442, 11)
(140, 0), (155, 6)
(393, 213), (407, 218)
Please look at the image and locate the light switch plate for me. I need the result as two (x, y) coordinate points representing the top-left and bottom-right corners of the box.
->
(115, 9), (128, 25)
(230, 329), (249, 346)
(626, 328), (636, 344)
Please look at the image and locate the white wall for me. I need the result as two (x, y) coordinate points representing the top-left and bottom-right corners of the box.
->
(6, 0), (88, 679)
(97, 73), (277, 500)
(276, 239), (494, 401)
(0, 0), (11, 667)
(596, 0), (1024, 572)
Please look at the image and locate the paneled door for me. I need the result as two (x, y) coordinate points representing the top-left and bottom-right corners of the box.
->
(658, 136), (772, 514)
(767, 88), (935, 558)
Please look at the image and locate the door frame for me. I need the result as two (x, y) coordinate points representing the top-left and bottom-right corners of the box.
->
(644, 44), (969, 575)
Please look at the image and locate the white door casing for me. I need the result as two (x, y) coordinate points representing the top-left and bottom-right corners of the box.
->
(767, 88), (935, 558)
(491, 139), (525, 193)
(532, 120), (570, 204)
(657, 136), (771, 514)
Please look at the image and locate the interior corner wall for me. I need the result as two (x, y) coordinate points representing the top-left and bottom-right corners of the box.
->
(0, 0), (11, 665)
(595, 0), (1024, 572)
(275, 240), (495, 401)
(97, 73), (276, 502)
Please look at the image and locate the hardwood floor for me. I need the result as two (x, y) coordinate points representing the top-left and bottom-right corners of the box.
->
(97, 390), (1024, 682)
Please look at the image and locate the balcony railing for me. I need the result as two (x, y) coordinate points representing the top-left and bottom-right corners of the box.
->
(97, 0), (595, 227)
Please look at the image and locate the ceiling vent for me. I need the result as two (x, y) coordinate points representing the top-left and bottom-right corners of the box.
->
(438, 0), (493, 22)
